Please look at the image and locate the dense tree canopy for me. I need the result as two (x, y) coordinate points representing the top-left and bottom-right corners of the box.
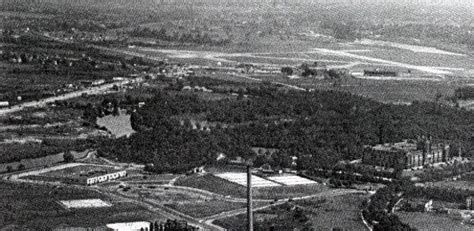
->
(98, 81), (474, 173)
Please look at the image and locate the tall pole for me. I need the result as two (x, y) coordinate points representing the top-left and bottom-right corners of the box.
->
(247, 165), (253, 231)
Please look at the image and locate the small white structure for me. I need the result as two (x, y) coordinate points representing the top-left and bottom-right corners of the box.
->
(0, 101), (9, 107)
(106, 221), (150, 231)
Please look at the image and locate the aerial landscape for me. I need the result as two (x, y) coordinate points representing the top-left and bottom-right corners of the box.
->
(0, 0), (473, 230)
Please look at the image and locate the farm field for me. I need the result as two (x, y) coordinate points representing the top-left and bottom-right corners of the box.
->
(396, 211), (472, 231)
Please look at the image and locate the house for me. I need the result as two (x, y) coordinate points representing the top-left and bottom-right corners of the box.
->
(0, 101), (9, 107)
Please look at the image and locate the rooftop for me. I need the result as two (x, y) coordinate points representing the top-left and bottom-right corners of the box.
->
(371, 140), (418, 152)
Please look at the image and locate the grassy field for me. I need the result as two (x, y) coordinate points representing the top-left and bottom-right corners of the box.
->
(96, 111), (135, 138)
(41, 164), (118, 178)
(396, 211), (472, 231)
(175, 173), (328, 200)
(296, 193), (369, 231)
(165, 200), (247, 219)
(0, 182), (163, 230)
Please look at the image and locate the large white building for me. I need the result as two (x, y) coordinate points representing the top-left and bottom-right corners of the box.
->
(85, 170), (127, 185)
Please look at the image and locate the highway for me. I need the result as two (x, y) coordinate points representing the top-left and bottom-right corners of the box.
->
(0, 79), (141, 117)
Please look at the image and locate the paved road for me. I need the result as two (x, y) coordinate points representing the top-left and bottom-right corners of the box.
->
(0, 79), (140, 116)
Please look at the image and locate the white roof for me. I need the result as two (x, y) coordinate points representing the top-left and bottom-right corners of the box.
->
(106, 221), (150, 231)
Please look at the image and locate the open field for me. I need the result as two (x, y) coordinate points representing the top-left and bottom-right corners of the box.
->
(397, 211), (472, 231)
(165, 201), (247, 219)
(429, 180), (474, 191)
(119, 172), (179, 184)
(297, 193), (369, 231)
(0, 148), (89, 172)
(113, 182), (267, 219)
(40, 164), (120, 178)
(0, 182), (164, 230)
(96, 111), (135, 138)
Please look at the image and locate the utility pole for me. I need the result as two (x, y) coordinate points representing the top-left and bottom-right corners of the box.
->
(247, 164), (253, 231)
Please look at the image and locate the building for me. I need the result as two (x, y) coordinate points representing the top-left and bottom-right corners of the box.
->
(84, 170), (127, 185)
(362, 137), (450, 169)
(43, 167), (127, 186)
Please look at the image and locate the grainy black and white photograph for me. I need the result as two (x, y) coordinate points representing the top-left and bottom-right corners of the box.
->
(0, 0), (473, 230)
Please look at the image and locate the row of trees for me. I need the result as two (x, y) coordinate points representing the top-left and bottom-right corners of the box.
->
(363, 181), (414, 231)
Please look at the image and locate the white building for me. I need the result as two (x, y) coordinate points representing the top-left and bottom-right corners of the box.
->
(85, 170), (127, 185)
